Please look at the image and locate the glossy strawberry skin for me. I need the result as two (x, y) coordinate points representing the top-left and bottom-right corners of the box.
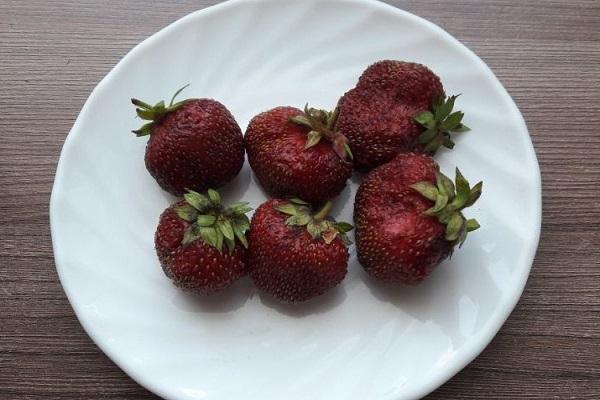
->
(354, 153), (451, 284)
(245, 107), (352, 205)
(145, 99), (244, 196)
(155, 201), (247, 293)
(336, 61), (444, 171)
(247, 199), (349, 303)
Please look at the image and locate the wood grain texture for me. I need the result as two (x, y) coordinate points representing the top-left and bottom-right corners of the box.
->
(1, 0), (599, 399)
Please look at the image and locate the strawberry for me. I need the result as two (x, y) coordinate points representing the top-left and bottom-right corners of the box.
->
(132, 85), (245, 196)
(247, 198), (353, 303)
(155, 188), (252, 293)
(354, 153), (482, 284)
(335, 60), (469, 171)
(245, 105), (353, 205)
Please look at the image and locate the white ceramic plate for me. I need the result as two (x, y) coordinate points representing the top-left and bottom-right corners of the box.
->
(50, 0), (541, 399)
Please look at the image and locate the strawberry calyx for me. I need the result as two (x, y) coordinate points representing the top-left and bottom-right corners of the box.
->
(410, 168), (482, 247)
(414, 94), (470, 155)
(275, 198), (353, 246)
(289, 104), (353, 161)
(131, 84), (190, 137)
(175, 188), (252, 253)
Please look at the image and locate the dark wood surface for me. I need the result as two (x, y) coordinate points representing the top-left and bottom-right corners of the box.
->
(1, 1), (599, 399)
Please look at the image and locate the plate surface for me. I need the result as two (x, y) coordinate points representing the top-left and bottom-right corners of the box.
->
(50, 0), (541, 399)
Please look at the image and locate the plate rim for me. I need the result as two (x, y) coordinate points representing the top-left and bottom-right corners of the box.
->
(49, 0), (542, 399)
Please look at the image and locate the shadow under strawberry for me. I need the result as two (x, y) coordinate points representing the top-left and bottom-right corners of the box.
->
(170, 278), (254, 314)
(360, 240), (501, 349)
(257, 285), (348, 317)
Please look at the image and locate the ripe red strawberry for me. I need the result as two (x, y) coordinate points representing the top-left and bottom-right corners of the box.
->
(155, 188), (252, 293)
(245, 105), (353, 205)
(335, 60), (470, 171)
(247, 198), (353, 303)
(354, 153), (482, 284)
(132, 86), (244, 196)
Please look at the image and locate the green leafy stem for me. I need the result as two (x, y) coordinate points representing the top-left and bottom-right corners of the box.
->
(289, 104), (353, 161)
(411, 169), (482, 247)
(275, 198), (353, 246)
(131, 84), (190, 137)
(414, 94), (470, 154)
(175, 188), (252, 253)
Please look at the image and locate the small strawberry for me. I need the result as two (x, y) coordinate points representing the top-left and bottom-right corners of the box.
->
(245, 105), (353, 205)
(132, 85), (245, 196)
(335, 60), (469, 171)
(247, 198), (353, 303)
(354, 153), (482, 284)
(155, 188), (252, 294)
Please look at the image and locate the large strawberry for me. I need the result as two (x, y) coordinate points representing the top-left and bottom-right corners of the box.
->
(132, 86), (245, 196)
(245, 105), (353, 205)
(335, 60), (469, 171)
(354, 153), (482, 284)
(247, 198), (353, 303)
(155, 188), (252, 293)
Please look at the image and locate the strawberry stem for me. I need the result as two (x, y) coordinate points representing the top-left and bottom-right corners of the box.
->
(276, 199), (352, 246)
(289, 104), (353, 161)
(131, 84), (190, 137)
(410, 168), (482, 247)
(169, 84), (190, 107)
(413, 94), (470, 155)
(176, 189), (252, 253)
(313, 201), (333, 221)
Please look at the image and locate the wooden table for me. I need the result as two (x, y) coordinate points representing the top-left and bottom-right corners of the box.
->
(1, 1), (599, 398)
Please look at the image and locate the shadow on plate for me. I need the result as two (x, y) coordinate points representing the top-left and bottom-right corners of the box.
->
(218, 163), (252, 201)
(350, 170), (365, 185)
(361, 241), (502, 348)
(171, 277), (255, 313)
(158, 187), (178, 204)
(258, 285), (347, 318)
(330, 183), (353, 215)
